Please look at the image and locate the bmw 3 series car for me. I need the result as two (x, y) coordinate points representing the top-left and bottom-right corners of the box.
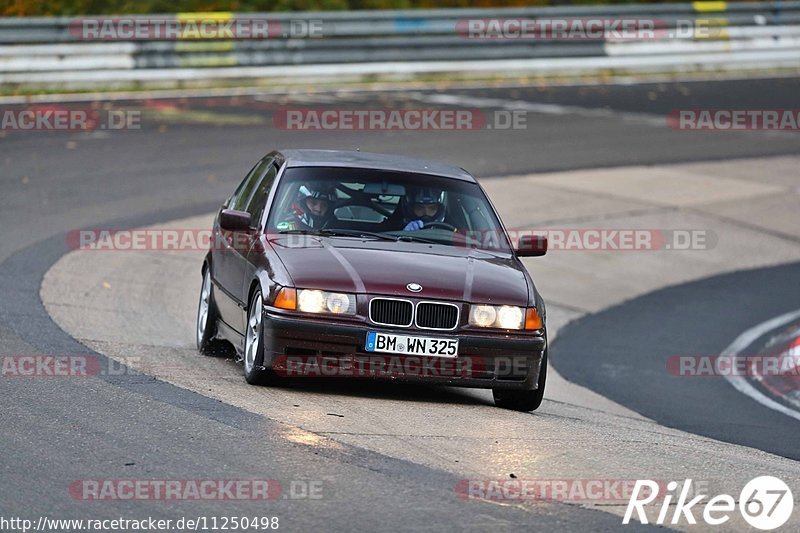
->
(196, 149), (548, 411)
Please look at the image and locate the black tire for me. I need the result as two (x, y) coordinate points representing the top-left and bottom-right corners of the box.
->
(493, 350), (548, 412)
(196, 266), (226, 356)
(243, 288), (277, 385)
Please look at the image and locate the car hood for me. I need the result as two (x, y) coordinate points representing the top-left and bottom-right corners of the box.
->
(269, 237), (529, 305)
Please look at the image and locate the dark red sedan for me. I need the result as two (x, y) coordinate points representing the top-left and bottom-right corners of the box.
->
(196, 149), (548, 411)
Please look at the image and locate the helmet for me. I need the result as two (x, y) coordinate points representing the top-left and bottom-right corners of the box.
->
(293, 182), (337, 228)
(403, 186), (446, 224)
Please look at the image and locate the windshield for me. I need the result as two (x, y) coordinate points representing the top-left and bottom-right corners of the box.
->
(266, 166), (512, 252)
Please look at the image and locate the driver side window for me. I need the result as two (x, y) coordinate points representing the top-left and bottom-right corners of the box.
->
(244, 163), (278, 229)
(230, 158), (272, 212)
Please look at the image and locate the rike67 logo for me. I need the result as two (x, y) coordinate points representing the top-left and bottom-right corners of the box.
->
(624, 477), (794, 530)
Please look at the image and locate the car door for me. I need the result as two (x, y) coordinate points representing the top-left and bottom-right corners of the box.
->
(212, 157), (273, 334)
(240, 161), (279, 306)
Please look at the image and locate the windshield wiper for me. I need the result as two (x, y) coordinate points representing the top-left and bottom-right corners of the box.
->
(278, 229), (325, 235)
(278, 228), (397, 241)
(325, 229), (400, 241)
(394, 233), (441, 245)
(278, 228), (445, 245)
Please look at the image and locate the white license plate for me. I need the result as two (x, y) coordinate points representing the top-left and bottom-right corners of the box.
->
(365, 331), (458, 358)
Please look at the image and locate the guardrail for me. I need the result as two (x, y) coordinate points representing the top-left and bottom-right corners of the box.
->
(1, 2), (799, 87)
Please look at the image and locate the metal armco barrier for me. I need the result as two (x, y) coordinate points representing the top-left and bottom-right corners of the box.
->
(1, 2), (799, 86)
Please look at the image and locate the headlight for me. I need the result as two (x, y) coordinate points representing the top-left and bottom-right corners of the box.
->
(297, 289), (356, 315)
(325, 292), (353, 314)
(469, 304), (540, 330)
(298, 289), (325, 313)
(496, 306), (523, 329)
(469, 305), (497, 327)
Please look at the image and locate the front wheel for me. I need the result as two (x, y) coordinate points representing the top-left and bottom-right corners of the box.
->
(197, 267), (223, 355)
(493, 350), (547, 412)
(243, 289), (277, 385)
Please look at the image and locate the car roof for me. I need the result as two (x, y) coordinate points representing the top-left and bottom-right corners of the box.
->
(277, 149), (475, 182)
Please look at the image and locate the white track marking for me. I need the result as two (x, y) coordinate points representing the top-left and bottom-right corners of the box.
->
(408, 91), (665, 126)
(722, 308), (800, 422)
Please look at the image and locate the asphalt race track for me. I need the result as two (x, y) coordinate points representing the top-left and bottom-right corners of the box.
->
(551, 261), (800, 461)
(2, 77), (800, 530)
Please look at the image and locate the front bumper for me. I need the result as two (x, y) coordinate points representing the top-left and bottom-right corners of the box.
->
(260, 312), (546, 390)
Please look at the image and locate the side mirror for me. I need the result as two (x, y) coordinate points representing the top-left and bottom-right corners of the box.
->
(219, 209), (252, 232)
(515, 234), (547, 257)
